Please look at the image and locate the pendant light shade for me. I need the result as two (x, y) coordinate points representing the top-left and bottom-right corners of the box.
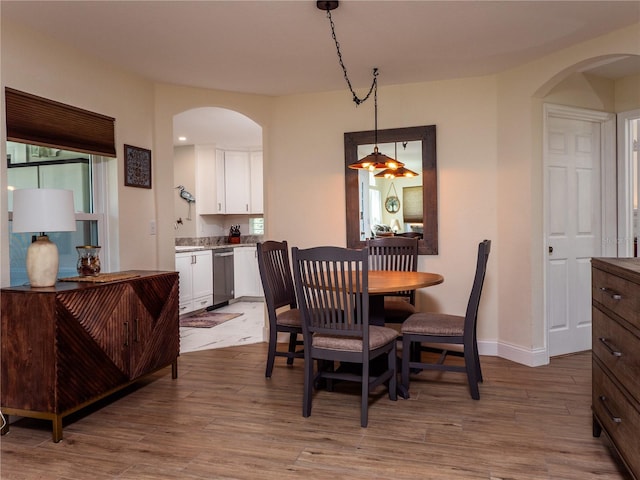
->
(348, 146), (404, 171)
(374, 166), (419, 178)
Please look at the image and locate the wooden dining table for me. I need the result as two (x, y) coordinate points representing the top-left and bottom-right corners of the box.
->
(367, 270), (444, 325)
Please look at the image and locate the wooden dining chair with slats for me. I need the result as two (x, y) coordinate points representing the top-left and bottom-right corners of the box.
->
(292, 246), (398, 427)
(367, 236), (419, 323)
(256, 240), (304, 378)
(401, 239), (491, 399)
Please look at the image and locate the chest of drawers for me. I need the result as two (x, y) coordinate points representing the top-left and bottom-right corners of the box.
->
(591, 258), (640, 480)
(0, 271), (179, 442)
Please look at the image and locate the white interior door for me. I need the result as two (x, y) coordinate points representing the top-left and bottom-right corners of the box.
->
(545, 107), (604, 357)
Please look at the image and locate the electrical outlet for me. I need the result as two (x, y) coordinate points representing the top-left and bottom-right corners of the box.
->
(149, 220), (156, 235)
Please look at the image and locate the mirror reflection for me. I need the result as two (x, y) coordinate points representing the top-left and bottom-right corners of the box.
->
(356, 141), (423, 239)
(345, 125), (437, 255)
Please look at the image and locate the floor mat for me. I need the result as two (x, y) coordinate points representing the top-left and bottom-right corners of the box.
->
(179, 311), (242, 328)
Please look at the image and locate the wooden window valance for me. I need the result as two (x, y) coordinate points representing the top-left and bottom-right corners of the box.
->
(5, 87), (116, 157)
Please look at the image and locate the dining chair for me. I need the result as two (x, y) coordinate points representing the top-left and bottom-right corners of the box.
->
(366, 236), (419, 323)
(256, 240), (304, 378)
(292, 246), (398, 427)
(400, 239), (491, 400)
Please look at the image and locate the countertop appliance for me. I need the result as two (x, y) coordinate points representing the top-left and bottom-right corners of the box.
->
(212, 248), (234, 308)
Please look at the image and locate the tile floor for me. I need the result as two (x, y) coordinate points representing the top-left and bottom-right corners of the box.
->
(179, 300), (266, 354)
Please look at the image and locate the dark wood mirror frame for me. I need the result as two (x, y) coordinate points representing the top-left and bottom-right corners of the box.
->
(344, 125), (438, 255)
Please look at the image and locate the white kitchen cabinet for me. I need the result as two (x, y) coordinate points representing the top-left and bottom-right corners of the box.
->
(250, 151), (263, 214)
(233, 246), (263, 298)
(224, 150), (251, 214)
(195, 145), (220, 215)
(197, 149), (262, 215)
(176, 250), (213, 315)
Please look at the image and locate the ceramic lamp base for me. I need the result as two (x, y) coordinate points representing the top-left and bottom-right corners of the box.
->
(26, 235), (59, 287)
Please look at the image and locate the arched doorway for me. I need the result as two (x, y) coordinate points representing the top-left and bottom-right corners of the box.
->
(537, 54), (640, 358)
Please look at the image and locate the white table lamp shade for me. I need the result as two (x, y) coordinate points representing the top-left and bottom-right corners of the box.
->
(12, 189), (76, 287)
(390, 218), (402, 232)
(12, 188), (76, 233)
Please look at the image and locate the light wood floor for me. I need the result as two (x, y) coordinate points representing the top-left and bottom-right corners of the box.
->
(0, 345), (631, 480)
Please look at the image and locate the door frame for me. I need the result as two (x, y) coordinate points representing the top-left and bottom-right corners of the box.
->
(617, 109), (640, 258)
(542, 103), (616, 362)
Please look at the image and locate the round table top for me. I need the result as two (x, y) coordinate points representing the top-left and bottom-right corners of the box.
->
(367, 270), (444, 294)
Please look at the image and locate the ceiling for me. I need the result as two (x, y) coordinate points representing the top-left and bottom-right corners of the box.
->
(4, 0), (640, 147)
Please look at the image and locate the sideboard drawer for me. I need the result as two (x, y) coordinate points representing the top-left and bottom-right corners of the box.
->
(593, 359), (640, 477)
(593, 308), (640, 399)
(592, 268), (640, 329)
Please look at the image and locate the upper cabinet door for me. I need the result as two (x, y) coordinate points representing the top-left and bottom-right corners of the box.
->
(250, 151), (263, 214)
(195, 145), (220, 215)
(224, 151), (251, 214)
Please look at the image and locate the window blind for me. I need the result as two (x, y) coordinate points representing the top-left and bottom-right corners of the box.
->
(403, 185), (423, 223)
(5, 88), (116, 157)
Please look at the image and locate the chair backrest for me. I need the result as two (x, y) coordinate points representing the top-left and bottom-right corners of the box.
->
(464, 239), (491, 340)
(366, 236), (418, 271)
(367, 236), (418, 299)
(292, 246), (370, 343)
(256, 241), (297, 319)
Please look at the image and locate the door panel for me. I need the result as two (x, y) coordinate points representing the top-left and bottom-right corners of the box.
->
(546, 114), (601, 356)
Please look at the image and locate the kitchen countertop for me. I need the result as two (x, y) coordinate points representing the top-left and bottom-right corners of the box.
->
(174, 243), (256, 253)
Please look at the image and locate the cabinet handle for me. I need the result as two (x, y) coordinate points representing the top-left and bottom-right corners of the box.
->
(124, 321), (129, 347)
(598, 395), (622, 423)
(598, 337), (622, 357)
(599, 287), (622, 300)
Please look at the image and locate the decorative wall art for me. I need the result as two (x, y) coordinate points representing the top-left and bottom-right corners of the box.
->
(124, 144), (152, 189)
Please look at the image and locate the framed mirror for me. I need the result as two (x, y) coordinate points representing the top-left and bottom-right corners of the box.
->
(344, 125), (437, 254)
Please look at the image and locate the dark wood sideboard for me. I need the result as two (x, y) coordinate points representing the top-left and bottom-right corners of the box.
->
(591, 258), (640, 480)
(0, 270), (180, 442)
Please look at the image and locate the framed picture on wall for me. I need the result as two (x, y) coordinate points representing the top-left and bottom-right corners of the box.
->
(124, 144), (152, 189)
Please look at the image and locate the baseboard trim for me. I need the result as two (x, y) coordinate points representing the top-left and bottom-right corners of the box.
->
(479, 340), (549, 367)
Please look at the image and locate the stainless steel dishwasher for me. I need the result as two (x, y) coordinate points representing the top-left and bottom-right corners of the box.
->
(212, 248), (234, 308)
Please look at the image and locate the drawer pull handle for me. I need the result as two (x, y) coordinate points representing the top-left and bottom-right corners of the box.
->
(599, 395), (622, 423)
(599, 287), (622, 300)
(598, 337), (622, 357)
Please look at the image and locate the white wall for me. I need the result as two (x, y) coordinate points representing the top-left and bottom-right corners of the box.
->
(2, 16), (639, 366)
(173, 145), (197, 238)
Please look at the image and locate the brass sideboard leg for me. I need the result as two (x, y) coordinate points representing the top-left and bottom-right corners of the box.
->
(172, 358), (178, 379)
(1, 414), (9, 436)
(52, 415), (63, 443)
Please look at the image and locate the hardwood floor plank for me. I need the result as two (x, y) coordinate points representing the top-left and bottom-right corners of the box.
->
(0, 346), (631, 479)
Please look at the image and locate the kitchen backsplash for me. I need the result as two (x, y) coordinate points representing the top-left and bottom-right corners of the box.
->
(175, 235), (263, 247)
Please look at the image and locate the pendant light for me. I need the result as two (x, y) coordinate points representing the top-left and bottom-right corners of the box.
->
(317, 1), (401, 171)
(374, 142), (419, 178)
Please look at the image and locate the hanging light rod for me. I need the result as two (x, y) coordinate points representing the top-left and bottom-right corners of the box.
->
(317, 0), (400, 171)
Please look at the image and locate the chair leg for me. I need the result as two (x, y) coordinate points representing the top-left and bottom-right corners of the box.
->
(302, 353), (313, 418)
(464, 348), (480, 400)
(388, 343), (397, 401)
(401, 334), (412, 393)
(265, 328), (278, 378)
(472, 340), (483, 383)
(361, 358), (369, 428)
(286, 332), (298, 365)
